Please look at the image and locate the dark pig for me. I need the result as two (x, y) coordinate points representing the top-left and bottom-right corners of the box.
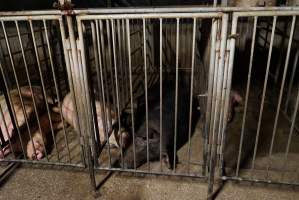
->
(122, 79), (199, 169)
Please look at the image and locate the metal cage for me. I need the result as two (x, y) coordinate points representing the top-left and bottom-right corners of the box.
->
(0, 6), (299, 200)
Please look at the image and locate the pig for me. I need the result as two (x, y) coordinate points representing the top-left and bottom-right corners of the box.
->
(121, 80), (242, 169)
(1, 110), (63, 160)
(61, 93), (131, 149)
(0, 86), (54, 159)
(121, 79), (200, 169)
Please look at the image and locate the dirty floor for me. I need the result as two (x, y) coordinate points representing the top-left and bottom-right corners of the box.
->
(0, 165), (298, 200)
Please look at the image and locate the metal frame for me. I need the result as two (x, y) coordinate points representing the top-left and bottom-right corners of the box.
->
(0, 6), (299, 200)
(221, 10), (299, 188)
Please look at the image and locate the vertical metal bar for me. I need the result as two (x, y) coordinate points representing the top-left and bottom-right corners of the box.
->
(77, 19), (100, 168)
(99, 20), (112, 167)
(251, 16), (277, 174)
(266, 16), (296, 178)
(122, 19), (129, 105)
(173, 18), (180, 173)
(187, 18), (196, 174)
(236, 16), (257, 177)
(126, 19), (136, 170)
(284, 48), (299, 113)
(204, 18), (217, 176)
(99, 20), (113, 132)
(208, 21), (220, 177)
(59, 18), (85, 165)
(15, 20), (49, 161)
(29, 20), (59, 161)
(1, 20), (38, 160)
(143, 18), (150, 172)
(0, 28), (25, 159)
(90, 21), (101, 163)
(116, 19), (125, 110)
(159, 18), (163, 172)
(111, 19), (123, 167)
(95, 20), (109, 166)
(217, 39), (229, 169)
(43, 19), (71, 162)
(106, 20), (117, 122)
(208, 14), (228, 198)
(0, 100), (15, 157)
(281, 85), (299, 181)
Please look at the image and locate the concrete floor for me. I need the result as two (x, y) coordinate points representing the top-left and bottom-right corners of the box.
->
(0, 165), (298, 200)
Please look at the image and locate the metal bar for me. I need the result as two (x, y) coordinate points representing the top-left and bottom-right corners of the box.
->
(99, 20), (112, 167)
(236, 16), (257, 177)
(173, 18), (180, 173)
(0, 103), (15, 157)
(187, 18), (196, 174)
(126, 19), (137, 170)
(284, 47), (299, 113)
(280, 111), (299, 133)
(59, 18), (85, 165)
(222, 176), (299, 186)
(99, 20), (113, 131)
(94, 166), (207, 179)
(0, 159), (85, 168)
(122, 19), (129, 106)
(72, 7), (299, 15)
(15, 20), (49, 161)
(29, 20), (59, 161)
(218, 37), (230, 171)
(78, 13), (223, 21)
(159, 18), (163, 172)
(110, 19), (123, 169)
(2, 20), (37, 159)
(116, 19), (125, 110)
(0, 16), (62, 21)
(251, 16), (277, 174)
(142, 18), (150, 172)
(266, 16), (296, 178)
(90, 21), (101, 162)
(99, 20), (113, 134)
(43, 19), (71, 162)
(274, 19), (289, 84)
(95, 20), (110, 166)
(106, 19), (118, 127)
(208, 14), (228, 198)
(281, 85), (299, 181)
(203, 18), (217, 176)
(77, 20), (98, 168)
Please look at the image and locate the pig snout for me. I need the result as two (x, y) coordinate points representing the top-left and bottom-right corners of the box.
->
(227, 90), (242, 123)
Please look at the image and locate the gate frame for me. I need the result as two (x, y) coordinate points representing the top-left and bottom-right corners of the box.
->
(0, 6), (299, 200)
